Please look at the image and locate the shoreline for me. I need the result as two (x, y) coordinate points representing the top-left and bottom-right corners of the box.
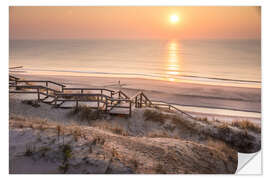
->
(10, 69), (261, 89)
(10, 67), (261, 87)
(10, 73), (261, 120)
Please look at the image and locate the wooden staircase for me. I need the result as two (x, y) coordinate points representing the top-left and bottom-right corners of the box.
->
(9, 75), (196, 119)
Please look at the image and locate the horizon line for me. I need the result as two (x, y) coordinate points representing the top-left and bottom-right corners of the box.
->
(9, 37), (261, 41)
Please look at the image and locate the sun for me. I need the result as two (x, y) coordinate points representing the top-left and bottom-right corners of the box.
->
(170, 14), (179, 24)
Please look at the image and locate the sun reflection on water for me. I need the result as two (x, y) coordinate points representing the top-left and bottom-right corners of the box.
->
(166, 41), (181, 81)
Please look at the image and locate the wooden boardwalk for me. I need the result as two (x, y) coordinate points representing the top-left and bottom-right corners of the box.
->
(9, 75), (196, 119)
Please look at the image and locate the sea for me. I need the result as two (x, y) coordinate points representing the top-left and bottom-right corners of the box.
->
(9, 39), (261, 88)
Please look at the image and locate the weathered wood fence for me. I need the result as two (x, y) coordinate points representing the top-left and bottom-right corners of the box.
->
(9, 75), (196, 119)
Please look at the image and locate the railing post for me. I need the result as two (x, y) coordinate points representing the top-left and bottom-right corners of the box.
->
(97, 95), (100, 110)
(140, 94), (142, 108)
(129, 100), (132, 117)
(37, 88), (40, 102)
(101, 89), (103, 95)
(105, 98), (108, 111)
(46, 82), (49, 95)
(76, 100), (78, 109)
(54, 96), (58, 107)
(135, 96), (137, 108)
(81, 89), (83, 94)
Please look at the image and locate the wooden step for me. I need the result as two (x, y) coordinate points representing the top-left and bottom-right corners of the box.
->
(57, 101), (106, 109)
(41, 96), (56, 103)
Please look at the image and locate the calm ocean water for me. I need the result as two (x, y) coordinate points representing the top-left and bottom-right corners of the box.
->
(9, 39), (261, 87)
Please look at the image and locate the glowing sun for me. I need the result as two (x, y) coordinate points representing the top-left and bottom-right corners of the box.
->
(170, 14), (179, 24)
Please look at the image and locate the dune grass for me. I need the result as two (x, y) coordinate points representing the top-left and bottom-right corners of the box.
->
(24, 144), (36, 156)
(92, 121), (129, 136)
(21, 100), (40, 108)
(207, 139), (235, 156)
(143, 109), (166, 124)
(231, 120), (261, 133)
(69, 105), (101, 122)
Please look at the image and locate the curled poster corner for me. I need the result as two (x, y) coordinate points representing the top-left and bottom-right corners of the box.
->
(236, 151), (262, 174)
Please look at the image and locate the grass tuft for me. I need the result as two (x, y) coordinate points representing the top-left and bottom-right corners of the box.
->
(92, 136), (105, 145)
(24, 144), (36, 156)
(143, 109), (166, 124)
(69, 106), (101, 122)
(231, 120), (261, 133)
(155, 162), (166, 174)
(196, 117), (209, 123)
(147, 131), (171, 138)
(207, 139), (235, 157)
(21, 100), (40, 108)
(72, 128), (82, 141)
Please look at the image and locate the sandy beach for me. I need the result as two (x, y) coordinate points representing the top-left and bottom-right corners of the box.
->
(8, 6), (262, 175)
(12, 73), (261, 121)
(8, 70), (261, 174)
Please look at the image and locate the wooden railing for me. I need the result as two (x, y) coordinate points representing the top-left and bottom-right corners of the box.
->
(54, 93), (108, 109)
(9, 75), (195, 119)
(63, 87), (114, 97)
(150, 101), (196, 120)
(15, 80), (66, 92)
(9, 85), (60, 101)
(111, 90), (129, 99)
(54, 92), (132, 116)
(9, 75), (20, 81)
(130, 91), (152, 108)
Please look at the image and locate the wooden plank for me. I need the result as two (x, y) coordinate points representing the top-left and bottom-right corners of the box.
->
(16, 80), (65, 88)
(63, 87), (114, 92)
(107, 106), (130, 109)
(56, 93), (109, 98)
(9, 91), (37, 94)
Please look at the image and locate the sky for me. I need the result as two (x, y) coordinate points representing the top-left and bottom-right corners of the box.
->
(9, 6), (261, 40)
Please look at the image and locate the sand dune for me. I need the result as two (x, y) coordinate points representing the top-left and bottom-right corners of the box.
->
(9, 74), (261, 174)
(10, 116), (238, 174)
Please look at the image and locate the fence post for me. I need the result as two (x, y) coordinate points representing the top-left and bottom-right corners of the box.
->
(81, 89), (83, 94)
(140, 94), (142, 108)
(129, 101), (131, 117)
(101, 89), (103, 95)
(54, 95), (59, 108)
(54, 96), (57, 105)
(105, 98), (108, 111)
(37, 88), (40, 102)
(46, 82), (49, 95)
(97, 96), (100, 110)
(129, 100), (132, 117)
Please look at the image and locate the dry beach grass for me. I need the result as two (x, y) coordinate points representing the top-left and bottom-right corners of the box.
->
(9, 90), (261, 174)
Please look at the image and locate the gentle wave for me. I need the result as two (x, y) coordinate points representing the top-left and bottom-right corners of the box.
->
(23, 68), (261, 85)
